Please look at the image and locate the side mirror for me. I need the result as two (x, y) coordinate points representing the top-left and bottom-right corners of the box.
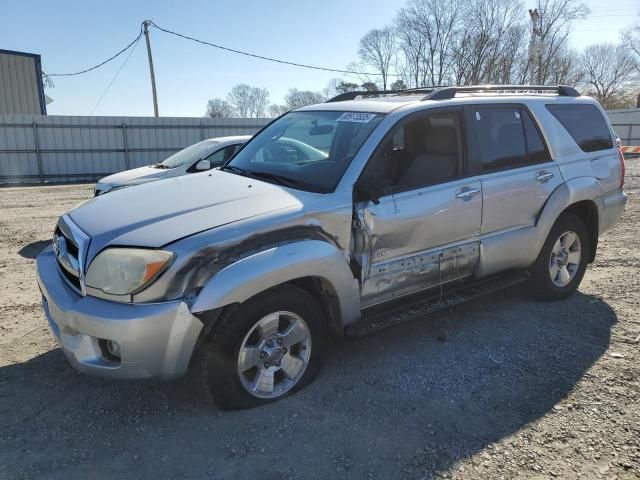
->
(194, 159), (211, 171)
(355, 176), (385, 205)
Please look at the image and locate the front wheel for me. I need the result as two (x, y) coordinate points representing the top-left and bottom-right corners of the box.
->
(192, 285), (326, 409)
(528, 212), (590, 301)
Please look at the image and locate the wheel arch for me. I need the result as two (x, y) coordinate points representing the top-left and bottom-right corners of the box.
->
(561, 200), (598, 263)
(535, 178), (601, 262)
(189, 240), (360, 333)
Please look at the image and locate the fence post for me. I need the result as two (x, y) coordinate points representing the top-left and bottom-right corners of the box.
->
(122, 123), (130, 169)
(32, 121), (44, 183)
(628, 124), (633, 146)
(200, 121), (205, 141)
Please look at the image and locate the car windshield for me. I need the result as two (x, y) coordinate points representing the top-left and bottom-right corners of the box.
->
(224, 111), (385, 193)
(159, 140), (218, 169)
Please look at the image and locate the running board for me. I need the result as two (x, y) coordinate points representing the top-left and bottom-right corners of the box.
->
(344, 271), (529, 337)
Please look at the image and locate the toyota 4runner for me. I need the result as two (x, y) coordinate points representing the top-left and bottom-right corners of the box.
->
(36, 85), (627, 409)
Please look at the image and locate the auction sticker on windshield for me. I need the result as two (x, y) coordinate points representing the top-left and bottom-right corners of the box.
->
(336, 112), (377, 123)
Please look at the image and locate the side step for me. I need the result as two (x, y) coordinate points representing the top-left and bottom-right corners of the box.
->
(344, 271), (529, 337)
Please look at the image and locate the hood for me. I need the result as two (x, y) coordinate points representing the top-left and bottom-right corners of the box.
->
(70, 170), (306, 262)
(100, 165), (169, 186)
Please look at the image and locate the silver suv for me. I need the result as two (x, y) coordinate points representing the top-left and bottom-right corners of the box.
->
(36, 85), (627, 409)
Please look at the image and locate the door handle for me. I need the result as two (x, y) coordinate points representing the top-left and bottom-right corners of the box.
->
(536, 171), (555, 183)
(455, 187), (481, 200)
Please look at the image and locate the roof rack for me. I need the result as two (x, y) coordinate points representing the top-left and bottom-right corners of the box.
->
(423, 84), (580, 101)
(326, 85), (581, 104)
(326, 90), (400, 103)
(325, 86), (446, 103)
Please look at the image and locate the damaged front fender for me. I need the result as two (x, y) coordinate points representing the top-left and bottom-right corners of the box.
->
(189, 240), (361, 327)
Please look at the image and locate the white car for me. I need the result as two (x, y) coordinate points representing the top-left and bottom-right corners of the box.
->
(94, 135), (250, 195)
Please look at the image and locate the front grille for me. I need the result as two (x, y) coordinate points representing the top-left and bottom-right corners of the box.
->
(53, 217), (89, 295)
(59, 262), (82, 291)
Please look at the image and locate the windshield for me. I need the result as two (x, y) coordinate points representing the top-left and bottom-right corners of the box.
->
(224, 111), (385, 193)
(160, 140), (218, 169)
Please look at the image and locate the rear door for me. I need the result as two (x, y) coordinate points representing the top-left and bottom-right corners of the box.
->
(468, 105), (562, 235)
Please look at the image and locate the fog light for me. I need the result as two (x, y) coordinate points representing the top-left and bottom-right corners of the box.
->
(106, 340), (121, 358)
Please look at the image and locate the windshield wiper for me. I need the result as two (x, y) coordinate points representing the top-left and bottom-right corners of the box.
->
(247, 171), (303, 189)
(222, 165), (303, 189)
(222, 165), (251, 177)
(153, 163), (170, 169)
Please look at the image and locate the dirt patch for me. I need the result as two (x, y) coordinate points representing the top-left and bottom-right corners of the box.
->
(0, 168), (639, 479)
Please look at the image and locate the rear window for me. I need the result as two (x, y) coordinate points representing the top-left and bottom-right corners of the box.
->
(473, 106), (550, 173)
(546, 104), (613, 152)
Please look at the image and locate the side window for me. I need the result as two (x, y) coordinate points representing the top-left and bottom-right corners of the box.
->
(231, 143), (244, 157)
(204, 145), (237, 167)
(546, 104), (613, 152)
(521, 109), (551, 163)
(475, 107), (527, 172)
(363, 110), (463, 192)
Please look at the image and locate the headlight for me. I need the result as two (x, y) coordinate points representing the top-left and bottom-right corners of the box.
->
(85, 248), (174, 295)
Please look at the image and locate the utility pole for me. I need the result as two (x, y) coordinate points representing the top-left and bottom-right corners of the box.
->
(143, 20), (159, 117)
(528, 9), (541, 84)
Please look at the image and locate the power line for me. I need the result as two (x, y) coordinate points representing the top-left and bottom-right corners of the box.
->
(89, 36), (141, 115)
(146, 20), (390, 77)
(45, 28), (143, 77)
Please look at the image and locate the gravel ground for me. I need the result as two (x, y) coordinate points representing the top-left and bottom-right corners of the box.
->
(0, 163), (639, 480)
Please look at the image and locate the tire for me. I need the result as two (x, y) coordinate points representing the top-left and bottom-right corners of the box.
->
(528, 212), (590, 301)
(191, 284), (327, 410)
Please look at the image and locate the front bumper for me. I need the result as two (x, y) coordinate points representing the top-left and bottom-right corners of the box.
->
(36, 246), (203, 379)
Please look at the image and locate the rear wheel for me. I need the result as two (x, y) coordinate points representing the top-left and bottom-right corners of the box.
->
(192, 285), (326, 409)
(528, 212), (590, 300)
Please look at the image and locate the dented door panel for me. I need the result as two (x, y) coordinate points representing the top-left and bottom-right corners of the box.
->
(360, 242), (480, 307)
(354, 178), (482, 308)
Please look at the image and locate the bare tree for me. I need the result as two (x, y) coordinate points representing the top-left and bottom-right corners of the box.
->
(544, 45), (584, 85)
(323, 78), (361, 98)
(581, 43), (637, 108)
(358, 27), (396, 90)
(394, 0), (461, 87)
(268, 89), (325, 117)
(227, 84), (254, 117)
(249, 87), (270, 118)
(389, 79), (408, 90)
(283, 88), (326, 109)
(622, 23), (640, 76)
(227, 84), (270, 118)
(533, 0), (589, 84)
(451, 0), (525, 85)
(205, 98), (234, 118)
(268, 104), (289, 118)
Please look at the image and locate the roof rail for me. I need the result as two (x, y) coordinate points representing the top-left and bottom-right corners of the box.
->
(423, 84), (580, 101)
(326, 86), (446, 103)
(326, 90), (400, 103)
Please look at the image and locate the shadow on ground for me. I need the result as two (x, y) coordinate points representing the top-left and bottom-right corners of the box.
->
(0, 288), (615, 479)
(18, 240), (51, 259)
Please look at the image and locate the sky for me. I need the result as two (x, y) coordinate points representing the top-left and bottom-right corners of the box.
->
(1, 0), (639, 117)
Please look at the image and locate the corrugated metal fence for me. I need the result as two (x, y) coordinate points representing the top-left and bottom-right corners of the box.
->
(1, 109), (638, 184)
(608, 109), (640, 155)
(0, 115), (270, 183)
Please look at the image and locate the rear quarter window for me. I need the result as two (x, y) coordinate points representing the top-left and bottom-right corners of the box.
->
(546, 104), (613, 152)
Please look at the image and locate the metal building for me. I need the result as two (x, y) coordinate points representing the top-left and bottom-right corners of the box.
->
(0, 49), (47, 115)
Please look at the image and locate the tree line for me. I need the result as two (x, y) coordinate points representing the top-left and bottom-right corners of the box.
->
(206, 0), (640, 117)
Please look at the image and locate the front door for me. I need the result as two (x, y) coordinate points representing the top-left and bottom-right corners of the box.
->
(353, 108), (482, 309)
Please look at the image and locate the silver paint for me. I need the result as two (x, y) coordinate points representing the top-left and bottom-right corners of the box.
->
(36, 92), (627, 380)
